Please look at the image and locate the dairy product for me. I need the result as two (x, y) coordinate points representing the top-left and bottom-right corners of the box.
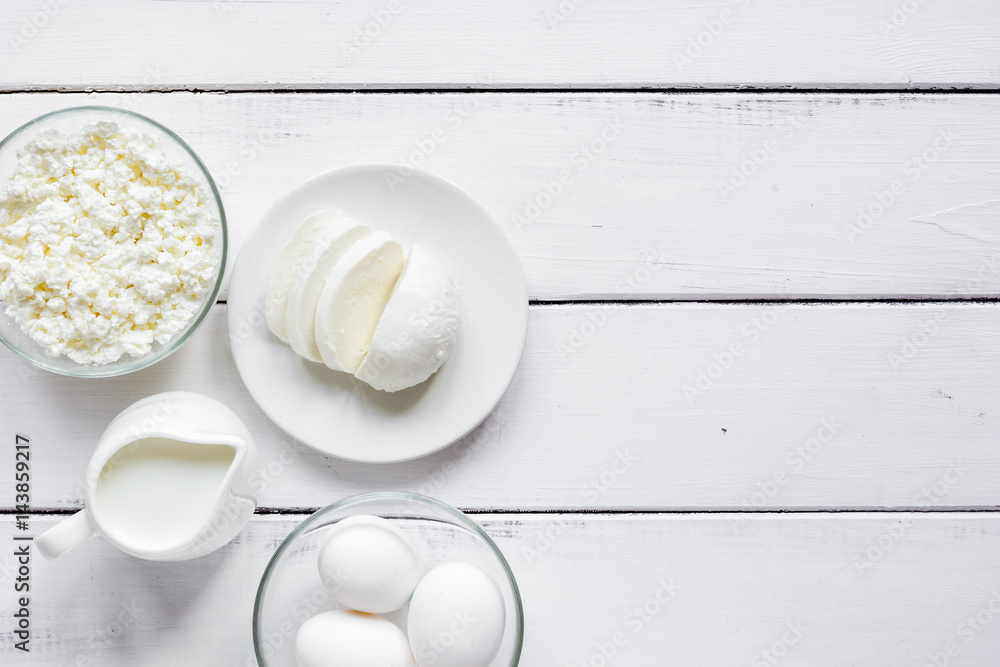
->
(295, 610), (415, 667)
(317, 515), (423, 614)
(283, 219), (370, 361)
(0, 121), (221, 364)
(95, 437), (234, 552)
(314, 232), (405, 373)
(265, 210), (367, 343)
(355, 245), (461, 392)
(407, 562), (506, 667)
(267, 209), (462, 391)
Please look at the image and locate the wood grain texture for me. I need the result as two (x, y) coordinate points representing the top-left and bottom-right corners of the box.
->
(2, 1), (999, 89)
(2, 303), (997, 511)
(1, 3), (997, 665)
(1, 92), (998, 300)
(2, 513), (999, 665)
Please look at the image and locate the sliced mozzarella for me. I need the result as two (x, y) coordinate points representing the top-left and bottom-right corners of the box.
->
(355, 245), (461, 392)
(315, 233), (405, 373)
(286, 222), (371, 362)
(265, 210), (366, 342)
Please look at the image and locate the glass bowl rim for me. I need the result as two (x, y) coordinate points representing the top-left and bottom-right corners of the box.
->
(252, 491), (525, 667)
(0, 105), (228, 378)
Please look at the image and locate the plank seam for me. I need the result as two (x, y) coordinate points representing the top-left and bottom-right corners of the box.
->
(2, 87), (1000, 95)
(4, 507), (1000, 516)
(213, 299), (1000, 307)
(522, 299), (1000, 306)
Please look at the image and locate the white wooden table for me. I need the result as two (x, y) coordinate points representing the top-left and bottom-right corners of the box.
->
(2, 2), (1000, 665)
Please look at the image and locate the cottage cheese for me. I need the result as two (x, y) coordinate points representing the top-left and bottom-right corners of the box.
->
(0, 121), (220, 364)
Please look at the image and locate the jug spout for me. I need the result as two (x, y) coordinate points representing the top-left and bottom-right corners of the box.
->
(37, 510), (97, 559)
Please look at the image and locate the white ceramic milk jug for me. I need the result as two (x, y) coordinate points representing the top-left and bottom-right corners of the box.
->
(37, 392), (259, 562)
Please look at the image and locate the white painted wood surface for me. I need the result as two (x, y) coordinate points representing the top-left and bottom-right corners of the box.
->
(2, 1), (1000, 665)
(3, 514), (1000, 666)
(2, 303), (999, 511)
(2, 92), (998, 300)
(2, 1), (999, 89)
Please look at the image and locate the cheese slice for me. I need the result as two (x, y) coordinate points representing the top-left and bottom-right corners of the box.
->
(355, 245), (461, 392)
(315, 233), (405, 373)
(286, 221), (371, 362)
(265, 210), (366, 342)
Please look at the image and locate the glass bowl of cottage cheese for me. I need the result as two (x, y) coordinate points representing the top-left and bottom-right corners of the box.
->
(0, 106), (226, 377)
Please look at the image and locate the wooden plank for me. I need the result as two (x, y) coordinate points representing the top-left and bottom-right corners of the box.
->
(1, 513), (999, 665)
(2, 1), (999, 89)
(2, 302), (998, 511)
(1, 92), (998, 300)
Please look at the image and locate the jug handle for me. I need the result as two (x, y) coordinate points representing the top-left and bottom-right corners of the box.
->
(36, 509), (97, 559)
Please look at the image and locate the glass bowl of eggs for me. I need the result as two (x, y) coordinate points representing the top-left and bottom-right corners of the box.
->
(0, 106), (226, 377)
(253, 492), (524, 667)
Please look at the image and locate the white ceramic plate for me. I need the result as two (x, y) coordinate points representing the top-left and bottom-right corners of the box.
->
(228, 165), (527, 463)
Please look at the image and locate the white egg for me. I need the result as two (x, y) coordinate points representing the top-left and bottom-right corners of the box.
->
(295, 610), (415, 667)
(317, 515), (423, 614)
(407, 562), (506, 667)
